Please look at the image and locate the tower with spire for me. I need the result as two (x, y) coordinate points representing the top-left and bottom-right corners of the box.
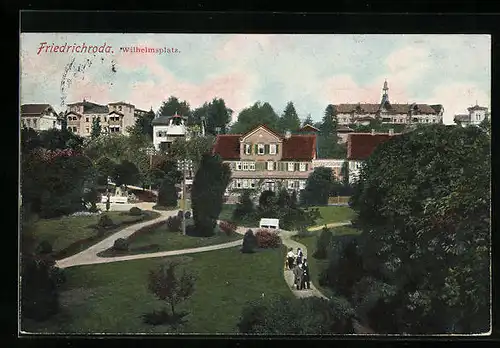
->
(380, 79), (389, 105)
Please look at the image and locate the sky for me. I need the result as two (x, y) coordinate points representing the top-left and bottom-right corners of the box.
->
(20, 33), (490, 125)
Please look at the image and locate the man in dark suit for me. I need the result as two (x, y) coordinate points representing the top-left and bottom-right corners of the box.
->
(302, 258), (310, 290)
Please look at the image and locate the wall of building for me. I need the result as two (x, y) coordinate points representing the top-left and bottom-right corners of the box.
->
(240, 128), (283, 161)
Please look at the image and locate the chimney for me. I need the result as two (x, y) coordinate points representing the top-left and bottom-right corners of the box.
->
(389, 128), (394, 136)
(285, 130), (292, 139)
(371, 129), (375, 135)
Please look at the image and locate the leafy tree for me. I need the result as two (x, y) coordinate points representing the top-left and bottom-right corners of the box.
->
(349, 124), (490, 333)
(157, 177), (178, 208)
(278, 101), (301, 133)
(158, 96), (191, 119)
(191, 98), (232, 135)
(230, 102), (280, 134)
(232, 191), (256, 222)
(91, 117), (101, 139)
(302, 114), (314, 128)
(95, 156), (117, 185)
(147, 260), (196, 317)
(130, 108), (155, 140)
(317, 104), (343, 158)
(168, 136), (215, 173)
(112, 160), (140, 189)
(191, 154), (231, 236)
(340, 161), (349, 187)
(314, 226), (333, 259)
(301, 167), (333, 206)
(257, 190), (278, 218)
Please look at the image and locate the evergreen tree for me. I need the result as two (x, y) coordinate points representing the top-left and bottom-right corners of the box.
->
(91, 117), (102, 139)
(157, 177), (178, 208)
(302, 114), (314, 128)
(158, 96), (191, 119)
(232, 191), (256, 222)
(278, 102), (301, 133)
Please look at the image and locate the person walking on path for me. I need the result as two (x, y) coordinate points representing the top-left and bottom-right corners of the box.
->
(302, 258), (311, 290)
(296, 247), (303, 266)
(286, 248), (295, 270)
(293, 263), (303, 290)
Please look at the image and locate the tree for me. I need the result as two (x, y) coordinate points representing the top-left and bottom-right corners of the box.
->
(241, 229), (258, 253)
(278, 101), (301, 133)
(147, 260), (196, 317)
(191, 154), (232, 236)
(301, 167), (333, 206)
(95, 156), (117, 185)
(91, 117), (101, 139)
(302, 114), (314, 128)
(130, 108), (155, 140)
(350, 124), (490, 333)
(320, 104), (338, 136)
(317, 104), (343, 158)
(168, 136), (216, 172)
(230, 102), (280, 134)
(314, 226), (333, 259)
(232, 191), (256, 222)
(191, 98), (232, 135)
(158, 96), (191, 119)
(157, 177), (178, 208)
(112, 160), (140, 189)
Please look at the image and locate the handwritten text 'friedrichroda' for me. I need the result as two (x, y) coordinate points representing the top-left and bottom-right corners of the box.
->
(36, 42), (180, 55)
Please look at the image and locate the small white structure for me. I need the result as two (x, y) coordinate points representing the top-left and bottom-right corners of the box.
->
(152, 112), (188, 152)
(100, 186), (129, 204)
(259, 218), (280, 230)
(454, 104), (489, 127)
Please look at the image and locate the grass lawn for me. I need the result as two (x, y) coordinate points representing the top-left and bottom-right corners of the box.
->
(23, 246), (292, 334)
(31, 211), (161, 260)
(97, 220), (242, 257)
(308, 206), (357, 228)
(292, 225), (362, 299)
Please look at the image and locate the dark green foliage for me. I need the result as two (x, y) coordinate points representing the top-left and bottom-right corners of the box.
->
(158, 96), (191, 119)
(36, 240), (53, 255)
(191, 98), (232, 135)
(191, 154), (231, 236)
(177, 210), (184, 219)
(241, 229), (258, 253)
(113, 238), (129, 251)
(130, 109), (155, 140)
(157, 177), (178, 208)
(129, 207), (143, 216)
(91, 117), (101, 139)
(237, 295), (355, 334)
(112, 160), (140, 188)
(166, 216), (182, 232)
(301, 167), (334, 206)
(184, 211), (191, 219)
(97, 214), (114, 233)
(229, 101), (280, 134)
(313, 226), (333, 259)
(278, 101), (301, 133)
(232, 191), (256, 222)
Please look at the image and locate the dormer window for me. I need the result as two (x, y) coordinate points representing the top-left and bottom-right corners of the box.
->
(244, 143), (251, 155)
(257, 143), (265, 155)
(269, 144), (277, 155)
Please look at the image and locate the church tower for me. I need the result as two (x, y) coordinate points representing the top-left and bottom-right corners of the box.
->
(381, 79), (389, 105)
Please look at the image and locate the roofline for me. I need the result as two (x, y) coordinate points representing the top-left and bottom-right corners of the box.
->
(240, 124), (284, 141)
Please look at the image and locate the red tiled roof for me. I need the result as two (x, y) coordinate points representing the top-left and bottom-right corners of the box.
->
(347, 133), (400, 160)
(212, 133), (317, 161)
(212, 135), (241, 160)
(282, 135), (316, 160)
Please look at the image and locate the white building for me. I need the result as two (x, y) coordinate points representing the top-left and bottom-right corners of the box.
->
(454, 104), (489, 127)
(21, 104), (62, 131)
(151, 113), (188, 152)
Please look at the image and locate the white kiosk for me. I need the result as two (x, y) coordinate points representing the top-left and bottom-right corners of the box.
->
(259, 218), (280, 230)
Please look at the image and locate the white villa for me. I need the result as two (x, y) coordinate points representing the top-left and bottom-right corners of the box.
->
(454, 104), (490, 127)
(151, 112), (189, 152)
(21, 104), (62, 131)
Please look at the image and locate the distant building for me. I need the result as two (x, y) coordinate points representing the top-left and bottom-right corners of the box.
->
(454, 104), (489, 127)
(346, 130), (401, 184)
(311, 159), (346, 181)
(21, 104), (62, 131)
(64, 99), (147, 137)
(151, 112), (188, 152)
(334, 80), (444, 126)
(336, 125), (355, 144)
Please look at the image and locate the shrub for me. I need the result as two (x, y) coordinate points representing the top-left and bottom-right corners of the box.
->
(113, 238), (129, 251)
(297, 226), (312, 238)
(313, 227), (333, 259)
(255, 229), (281, 249)
(129, 207), (143, 216)
(177, 210), (184, 219)
(97, 214), (114, 229)
(219, 220), (237, 236)
(167, 216), (182, 233)
(241, 229), (257, 253)
(185, 224), (197, 237)
(36, 240), (53, 255)
(184, 211), (191, 219)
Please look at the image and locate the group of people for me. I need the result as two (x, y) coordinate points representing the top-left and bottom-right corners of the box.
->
(285, 247), (310, 290)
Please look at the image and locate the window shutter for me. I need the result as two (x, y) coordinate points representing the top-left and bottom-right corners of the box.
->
(249, 143), (253, 154)
(273, 162), (276, 170)
(295, 163), (299, 171)
(276, 144), (279, 154)
(254, 144), (258, 154)
(265, 144), (269, 154)
(305, 163), (308, 171)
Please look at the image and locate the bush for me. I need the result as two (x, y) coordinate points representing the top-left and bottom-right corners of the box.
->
(184, 211), (191, 219)
(241, 229), (257, 253)
(167, 216), (182, 233)
(113, 238), (129, 251)
(129, 207), (143, 216)
(255, 229), (281, 249)
(177, 210), (184, 219)
(313, 227), (333, 259)
(219, 220), (237, 236)
(97, 214), (114, 229)
(36, 240), (53, 255)
(297, 226), (312, 238)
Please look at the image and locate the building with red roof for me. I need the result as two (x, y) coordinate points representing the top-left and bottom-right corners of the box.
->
(346, 130), (401, 183)
(212, 124), (317, 196)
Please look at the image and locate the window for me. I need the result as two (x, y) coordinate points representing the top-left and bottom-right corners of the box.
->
(257, 143), (265, 155)
(249, 162), (255, 171)
(53, 121), (56, 127)
(269, 144), (277, 155)
(156, 131), (162, 137)
(86, 117), (89, 122)
(242, 162), (249, 171)
(33, 119), (37, 127)
(299, 180), (306, 190)
(236, 180), (242, 189)
(267, 161), (274, 171)
(251, 180), (256, 188)
(288, 162), (294, 172)
(244, 143), (251, 155)
(287, 180), (294, 189)
(299, 163), (307, 171)
(86, 128), (89, 133)
(104, 117), (107, 122)
(119, 106), (122, 111)
(236, 162), (242, 171)
(243, 180), (249, 189)
(72, 126), (77, 132)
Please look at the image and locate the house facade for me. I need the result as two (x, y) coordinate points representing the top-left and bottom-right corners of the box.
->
(335, 81), (444, 126)
(212, 125), (317, 197)
(21, 104), (62, 131)
(64, 99), (147, 137)
(151, 113), (189, 152)
(311, 159), (345, 181)
(454, 104), (489, 127)
(346, 131), (401, 184)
